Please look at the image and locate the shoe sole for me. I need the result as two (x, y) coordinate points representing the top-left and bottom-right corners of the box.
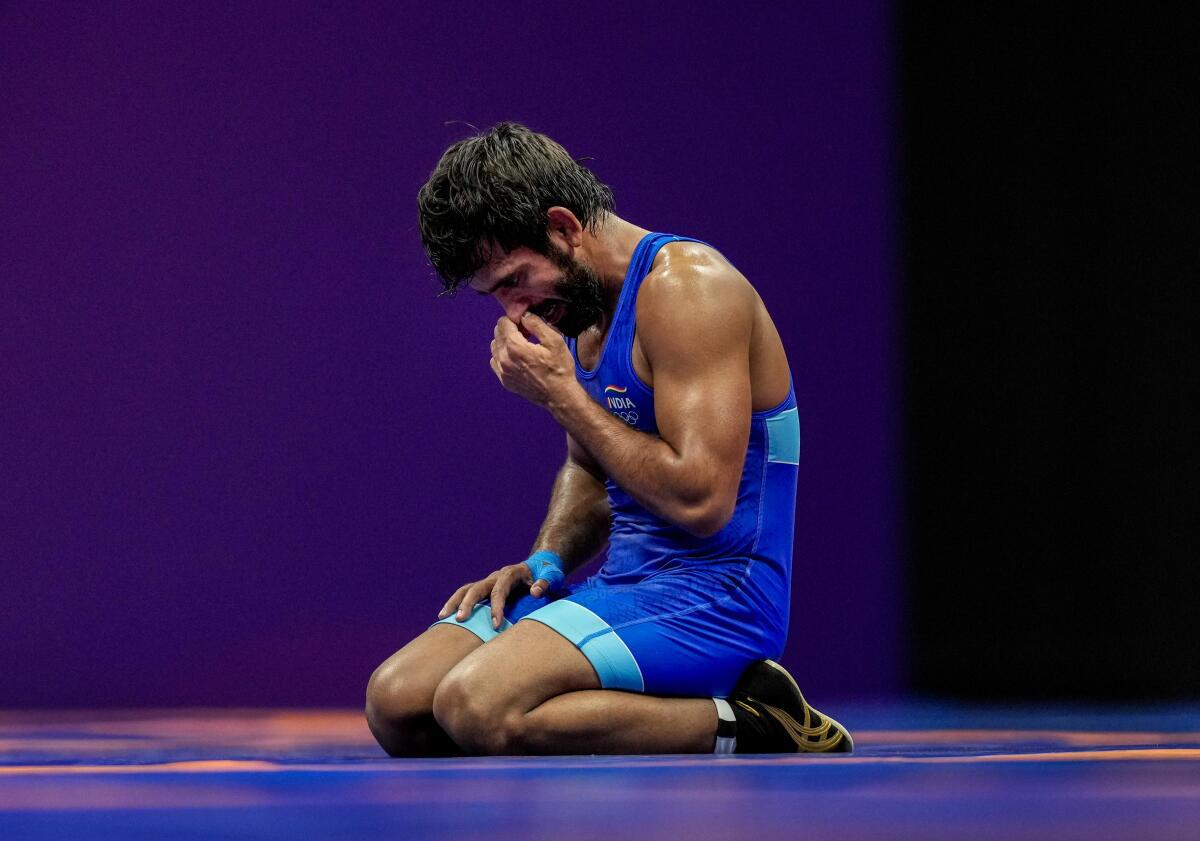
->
(759, 660), (855, 754)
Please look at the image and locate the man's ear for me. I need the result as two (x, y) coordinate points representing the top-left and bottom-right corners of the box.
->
(545, 206), (585, 249)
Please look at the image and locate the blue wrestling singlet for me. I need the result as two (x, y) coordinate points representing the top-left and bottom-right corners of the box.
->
(436, 233), (800, 698)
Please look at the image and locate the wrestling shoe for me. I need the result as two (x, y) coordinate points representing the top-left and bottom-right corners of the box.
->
(726, 659), (853, 753)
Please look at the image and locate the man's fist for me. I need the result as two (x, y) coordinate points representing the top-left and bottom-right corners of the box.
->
(489, 313), (578, 408)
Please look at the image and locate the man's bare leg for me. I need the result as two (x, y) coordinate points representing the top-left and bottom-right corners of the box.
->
(432, 619), (719, 755)
(365, 624), (483, 756)
(516, 690), (718, 754)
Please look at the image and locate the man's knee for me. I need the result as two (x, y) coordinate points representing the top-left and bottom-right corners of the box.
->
(366, 658), (428, 721)
(432, 665), (526, 755)
(365, 659), (443, 756)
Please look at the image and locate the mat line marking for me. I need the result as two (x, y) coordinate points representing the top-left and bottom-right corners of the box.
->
(2, 748), (1200, 775)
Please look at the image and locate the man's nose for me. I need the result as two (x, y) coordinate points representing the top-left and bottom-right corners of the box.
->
(499, 295), (527, 324)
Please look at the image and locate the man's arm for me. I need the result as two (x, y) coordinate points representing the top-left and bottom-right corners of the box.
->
(526, 434), (611, 596)
(439, 434), (610, 628)
(494, 263), (754, 537)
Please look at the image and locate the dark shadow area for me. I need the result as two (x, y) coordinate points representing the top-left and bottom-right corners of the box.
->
(902, 5), (1199, 698)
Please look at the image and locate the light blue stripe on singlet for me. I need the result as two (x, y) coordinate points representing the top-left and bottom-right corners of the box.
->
(431, 603), (512, 642)
(523, 600), (645, 692)
(766, 407), (800, 465)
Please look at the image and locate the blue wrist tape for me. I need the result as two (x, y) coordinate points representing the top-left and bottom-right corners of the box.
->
(524, 550), (565, 593)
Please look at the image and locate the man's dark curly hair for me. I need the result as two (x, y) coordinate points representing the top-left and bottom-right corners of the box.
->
(417, 122), (615, 294)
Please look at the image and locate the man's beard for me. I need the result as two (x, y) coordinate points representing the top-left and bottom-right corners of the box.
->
(530, 247), (606, 339)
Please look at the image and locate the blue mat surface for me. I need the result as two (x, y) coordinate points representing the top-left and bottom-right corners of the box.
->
(1, 703), (1197, 840)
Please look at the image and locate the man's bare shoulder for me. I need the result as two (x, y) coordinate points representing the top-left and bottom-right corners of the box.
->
(634, 241), (756, 359)
(636, 241), (756, 322)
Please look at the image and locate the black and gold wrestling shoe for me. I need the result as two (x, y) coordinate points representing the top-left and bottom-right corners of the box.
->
(726, 660), (854, 753)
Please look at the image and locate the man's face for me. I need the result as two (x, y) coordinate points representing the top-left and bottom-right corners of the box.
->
(469, 244), (605, 339)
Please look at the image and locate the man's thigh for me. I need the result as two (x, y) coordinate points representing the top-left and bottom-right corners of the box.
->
(369, 622), (486, 714)
(546, 576), (773, 698)
(438, 618), (601, 715)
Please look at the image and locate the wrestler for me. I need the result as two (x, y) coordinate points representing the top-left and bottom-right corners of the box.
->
(366, 122), (852, 756)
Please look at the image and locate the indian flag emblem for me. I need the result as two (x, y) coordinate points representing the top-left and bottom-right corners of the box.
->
(605, 384), (636, 411)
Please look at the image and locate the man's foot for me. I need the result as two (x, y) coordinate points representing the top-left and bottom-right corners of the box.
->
(726, 660), (853, 753)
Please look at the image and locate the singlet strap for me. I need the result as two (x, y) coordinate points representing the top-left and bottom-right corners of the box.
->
(569, 233), (709, 374)
(618, 233), (710, 319)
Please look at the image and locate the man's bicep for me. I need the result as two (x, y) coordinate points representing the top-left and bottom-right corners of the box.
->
(652, 340), (752, 471)
(639, 276), (754, 475)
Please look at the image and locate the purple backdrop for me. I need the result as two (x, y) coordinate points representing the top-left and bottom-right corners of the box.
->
(0, 2), (897, 706)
